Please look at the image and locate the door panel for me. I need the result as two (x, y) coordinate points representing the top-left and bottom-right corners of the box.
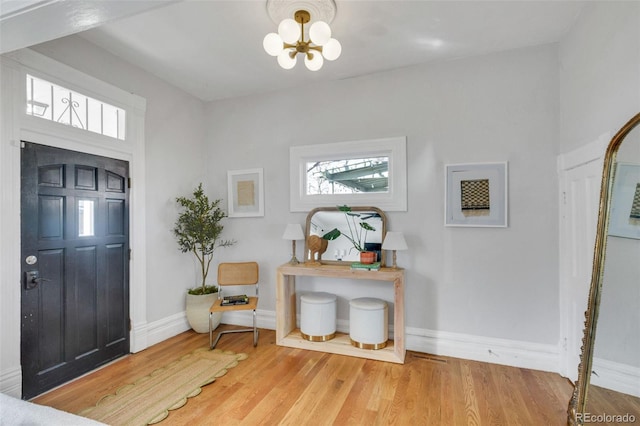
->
(37, 248), (65, 370)
(39, 196), (64, 239)
(21, 141), (130, 399)
(559, 157), (603, 380)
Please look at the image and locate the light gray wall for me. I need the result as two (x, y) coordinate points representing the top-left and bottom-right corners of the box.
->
(559, 1), (640, 152)
(32, 36), (209, 323)
(204, 44), (560, 345)
(558, 1), (640, 369)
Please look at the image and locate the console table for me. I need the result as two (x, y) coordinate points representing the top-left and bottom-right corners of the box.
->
(276, 263), (405, 364)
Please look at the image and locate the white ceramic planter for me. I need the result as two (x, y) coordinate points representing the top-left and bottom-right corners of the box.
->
(186, 292), (222, 333)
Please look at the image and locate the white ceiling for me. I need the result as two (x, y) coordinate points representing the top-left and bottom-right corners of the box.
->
(0, 0), (176, 54)
(3, 1), (585, 103)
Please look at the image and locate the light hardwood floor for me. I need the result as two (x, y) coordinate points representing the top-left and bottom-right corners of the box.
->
(583, 385), (640, 424)
(33, 325), (574, 425)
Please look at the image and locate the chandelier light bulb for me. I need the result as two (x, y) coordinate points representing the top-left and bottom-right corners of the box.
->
(309, 21), (331, 46)
(322, 38), (342, 61)
(304, 51), (324, 71)
(277, 49), (297, 69)
(263, 33), (284, 56)
(278, 18), (301, 44)
(264, 8), (340, 71)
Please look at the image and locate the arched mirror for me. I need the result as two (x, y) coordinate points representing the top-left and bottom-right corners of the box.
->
(568, 112), (640, 424)
(304, 206), (387, 265)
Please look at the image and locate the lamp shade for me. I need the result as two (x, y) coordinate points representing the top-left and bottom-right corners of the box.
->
(322, 38), (341, 61)
(282, 224), (304, 240)
(309, 21), (331, 45)
(277, 49), (297, 69)
(304, 51), (324, 71)
(382, 232), (407, 251)
(278, 18), (301, 44)
(263, 32), (284, 56)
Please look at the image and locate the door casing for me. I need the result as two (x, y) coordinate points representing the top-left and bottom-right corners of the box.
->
(557, 133), (609, 379)
(0, 49), (147, 397)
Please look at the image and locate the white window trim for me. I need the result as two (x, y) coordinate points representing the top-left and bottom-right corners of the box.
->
(289, 136), (408, 212)
(0, 49), (148, 396)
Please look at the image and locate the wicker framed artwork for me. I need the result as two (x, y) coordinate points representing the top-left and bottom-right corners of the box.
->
(608, 162), (640, 239)
(445, 162), (508, 227)
(227, 168), (264, 218)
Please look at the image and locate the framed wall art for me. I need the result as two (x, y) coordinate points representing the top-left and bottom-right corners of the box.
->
(608, 163), (640, 239)
(227, 168), (264, 218)
(445, 162), (508, 227)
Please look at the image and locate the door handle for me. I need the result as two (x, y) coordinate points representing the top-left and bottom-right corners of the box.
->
(24, 270), (50, 290)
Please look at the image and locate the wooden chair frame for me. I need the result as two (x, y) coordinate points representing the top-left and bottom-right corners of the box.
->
(209, 262), (259, 349)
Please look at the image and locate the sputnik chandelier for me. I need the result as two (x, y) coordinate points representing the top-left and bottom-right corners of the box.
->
(263, 0), (341, 71)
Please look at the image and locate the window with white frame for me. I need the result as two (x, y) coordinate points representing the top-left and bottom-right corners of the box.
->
(26, 74), (126, 140)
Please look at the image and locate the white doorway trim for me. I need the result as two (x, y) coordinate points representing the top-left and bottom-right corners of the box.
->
(0, 49), (148, 396)
(557, 133), (609, 380)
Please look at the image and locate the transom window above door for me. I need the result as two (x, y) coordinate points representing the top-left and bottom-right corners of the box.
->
(26, 74), (126, 141)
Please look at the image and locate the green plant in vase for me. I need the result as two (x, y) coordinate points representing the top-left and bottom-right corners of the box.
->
(173, 183), (235, 332)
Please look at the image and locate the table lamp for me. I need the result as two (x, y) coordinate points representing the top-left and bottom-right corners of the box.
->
(282, 224), (304, 265)
(381, 232), (407, 269)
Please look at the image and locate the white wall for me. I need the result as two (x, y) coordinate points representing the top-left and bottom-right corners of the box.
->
(558, 1), (640, 388)
(559, 2), (640, 152)
(204, 44), (561, 366)
(31, 36), (209, 325)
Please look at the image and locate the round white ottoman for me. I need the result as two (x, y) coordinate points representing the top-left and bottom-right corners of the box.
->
(300, 292), (337, 342)
(349, 297), (388, 350)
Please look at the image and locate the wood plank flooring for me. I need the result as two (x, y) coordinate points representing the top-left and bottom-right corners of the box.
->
(582, 385), (640, 425)
(33, 325), (575, 425)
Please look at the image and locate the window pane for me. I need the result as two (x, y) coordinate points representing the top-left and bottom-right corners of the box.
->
(78, 199), (95, 237)
(69, 90), (87, 130)
(29, 77), (53, 120)
(117, 109), (126, 140)
(52, 85), (70, 125)
(102, 104), (118, 139)
(87, 98), (102, 134)
(25, 75), (126, 141)
(306, 157), (389, 195)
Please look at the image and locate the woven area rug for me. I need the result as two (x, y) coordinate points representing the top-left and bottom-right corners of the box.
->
(78, 348), (247, 425)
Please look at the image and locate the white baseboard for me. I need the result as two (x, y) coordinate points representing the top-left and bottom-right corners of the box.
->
(220, 309), (276, 330)
(144, 312), (191, 349)
(1, 310), (562, 396)
(140, 309), (276, 348)
(0, 309), (576, 397)
(219, 310), (559, 373)
(405, 327), (560, 373)
(0, 366), (21, 397)
(591, 357), (640, 397)
(130, 321), (149, 353)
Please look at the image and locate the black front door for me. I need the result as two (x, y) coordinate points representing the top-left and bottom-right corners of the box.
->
(21, 142), (130, 399)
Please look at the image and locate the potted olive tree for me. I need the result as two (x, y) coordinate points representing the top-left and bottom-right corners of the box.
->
(173, 183), (235, 333)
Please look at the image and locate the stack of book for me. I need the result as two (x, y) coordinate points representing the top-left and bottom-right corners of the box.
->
(350, 262), (381, 271)
(221, 294), (249, 306)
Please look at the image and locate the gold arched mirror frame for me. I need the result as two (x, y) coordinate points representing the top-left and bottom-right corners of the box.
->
(304, 206), (387, 265)
(568, 112), (640, 424)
